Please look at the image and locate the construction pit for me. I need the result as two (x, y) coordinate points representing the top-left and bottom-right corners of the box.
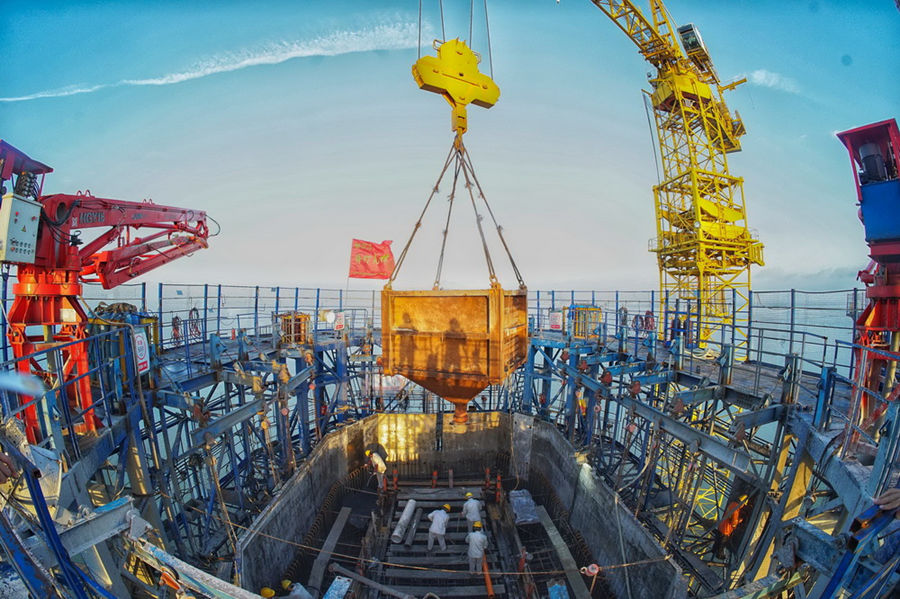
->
(238, 413), (685, 599)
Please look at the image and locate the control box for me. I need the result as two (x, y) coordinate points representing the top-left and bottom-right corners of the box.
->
(0, 194), (42, 264)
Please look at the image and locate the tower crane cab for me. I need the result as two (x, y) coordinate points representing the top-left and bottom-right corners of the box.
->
(676, 23), (716, 80)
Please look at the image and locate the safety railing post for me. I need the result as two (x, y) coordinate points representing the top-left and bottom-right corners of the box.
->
(203, 284), (209, 341)
(850, 288), (858, 377)
(158, 283), (164, 345)
(731, 287), (737, 350)
(789, 288), (797, 355)
(315, 288), (321, 337)
(254, 286), (260, 338)
(615, 290), (620, 332)
(216, 284), (222, 336)
(664, 289), (670, 347)
(1, 269), (8, 363)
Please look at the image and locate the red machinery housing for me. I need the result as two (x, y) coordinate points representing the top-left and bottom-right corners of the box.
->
(837, 119), (900, 424)
(0, 140), (209, 442)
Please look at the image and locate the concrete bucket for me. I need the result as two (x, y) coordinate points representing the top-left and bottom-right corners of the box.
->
(381, 284), (528, 423)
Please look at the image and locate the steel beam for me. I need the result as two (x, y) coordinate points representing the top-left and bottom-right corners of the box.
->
(190, 399), (264, 447)
(561, 363), (761, 484)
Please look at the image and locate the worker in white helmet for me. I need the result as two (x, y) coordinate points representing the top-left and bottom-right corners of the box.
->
(365, 449), (387, 489)
(466, 520), (489, 574)
(427, 504), (451, 551)
(462, 491), (482, 532)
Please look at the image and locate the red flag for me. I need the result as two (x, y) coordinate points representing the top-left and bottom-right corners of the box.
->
(349, 239), (395, 279)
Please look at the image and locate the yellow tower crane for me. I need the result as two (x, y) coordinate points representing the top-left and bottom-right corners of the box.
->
(589, 0), (764, 351)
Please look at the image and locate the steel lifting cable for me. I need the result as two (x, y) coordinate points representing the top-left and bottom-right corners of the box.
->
(469, 0), (475, 46)
(388, 144), (456, 284)
(459, 146), (498, 285)
(433, 157), (462, 289)
(461, 145), (526, 288)
(484, 0), (494, 79)
(418, 0), (423, 59)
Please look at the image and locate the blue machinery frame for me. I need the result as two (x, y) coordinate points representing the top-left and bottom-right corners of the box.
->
(0, 282), (896, 598)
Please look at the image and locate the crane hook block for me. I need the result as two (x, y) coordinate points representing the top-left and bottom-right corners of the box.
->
(412, 39), (500, 137)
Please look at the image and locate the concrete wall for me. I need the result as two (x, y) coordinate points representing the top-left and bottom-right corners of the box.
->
(237, 412), (509, 591)
(240, 412), (686, 598)
(513, 419), (688, 599)
(369, 411), (509, 476)
(237, 421), (366, 592)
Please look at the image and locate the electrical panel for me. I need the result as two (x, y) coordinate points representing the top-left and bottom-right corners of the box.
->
(0, 194), (42, 264)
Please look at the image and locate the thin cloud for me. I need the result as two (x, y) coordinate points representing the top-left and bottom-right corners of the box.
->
(745, 69), (801, 94)
(1, 22), (421, 102)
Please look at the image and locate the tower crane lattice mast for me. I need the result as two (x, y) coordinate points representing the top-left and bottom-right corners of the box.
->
(590, 0), (764, 351)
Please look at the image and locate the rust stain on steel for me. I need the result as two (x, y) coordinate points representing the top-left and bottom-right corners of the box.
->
(381, 284), (528, 423)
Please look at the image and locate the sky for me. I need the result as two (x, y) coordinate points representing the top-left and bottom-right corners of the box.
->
(1, 0), (898, 293)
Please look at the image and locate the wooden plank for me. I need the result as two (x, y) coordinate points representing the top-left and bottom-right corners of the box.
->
(383, 555), (471, 566)
(386, 545), (468, 555)
(398, 487), (483, 500)
(397, 500), (477, 510)
(308, 507), (352, 598)
(404, 531), (475, 542)
(387, 585), (506, 598)
(382, 567), (503, 581)
(536, 506), (591, 599)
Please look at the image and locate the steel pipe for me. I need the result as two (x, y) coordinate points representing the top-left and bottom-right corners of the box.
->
(391, 499), (417, 543)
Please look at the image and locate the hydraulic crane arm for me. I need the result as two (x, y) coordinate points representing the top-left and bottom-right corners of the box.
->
(0, 140), (213, 443)
(33, 193), (208, 289)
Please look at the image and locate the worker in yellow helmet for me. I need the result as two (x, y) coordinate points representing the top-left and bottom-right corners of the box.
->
(462, 491), (482, 533)
(427, 504), (451, 551)
(364, 448), (387, 490)
(281, 578), (314, 599)
(466, 520), (489, 574)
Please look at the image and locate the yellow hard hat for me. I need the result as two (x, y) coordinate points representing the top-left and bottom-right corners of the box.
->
(365, 449), (372, 456)
(443, 504), (451, 511)
(281, 579), (293, 590)
(465, 492), (473, 498)
(260, 588), (276, 598)
(473, 521), (483, 529)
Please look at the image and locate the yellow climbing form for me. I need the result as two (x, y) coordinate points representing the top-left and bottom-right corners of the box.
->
(412, 39), (500, 140)
(590, 0), (764, 352)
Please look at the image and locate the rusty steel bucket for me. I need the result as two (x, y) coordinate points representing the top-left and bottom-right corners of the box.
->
(381, 284), (528, 423)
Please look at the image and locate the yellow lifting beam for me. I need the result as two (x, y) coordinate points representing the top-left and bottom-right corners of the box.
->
(412, 39), (500, 140)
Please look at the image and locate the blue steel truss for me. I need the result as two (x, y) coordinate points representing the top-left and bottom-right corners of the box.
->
(0, 283), (895, 598)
